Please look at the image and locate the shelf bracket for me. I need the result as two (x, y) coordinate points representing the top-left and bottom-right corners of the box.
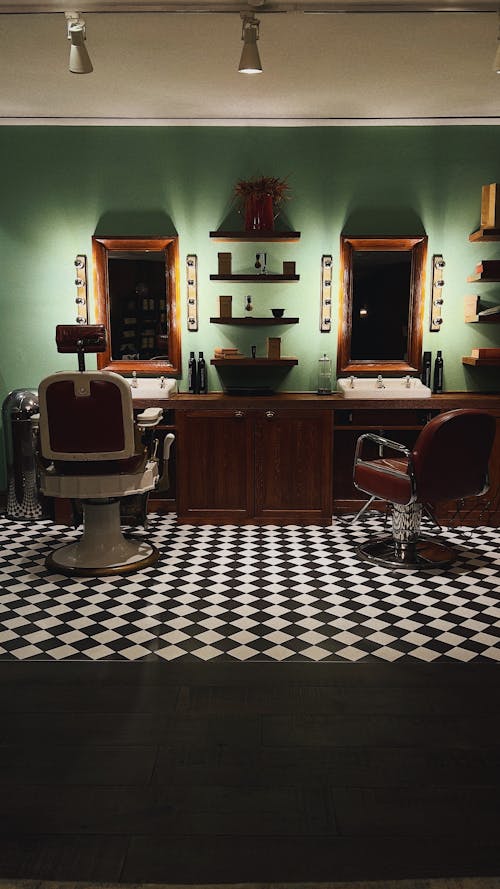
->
(74, 254), (88, 324)
(186, 254), (198, 332)
(320, 254), (333, 332)
(430, 254), (445, 332)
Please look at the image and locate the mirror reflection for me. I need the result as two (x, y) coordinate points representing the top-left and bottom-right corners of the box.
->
(351, 251), (411, 361)
(92, 236), (181, 377)
(108, 252), (168, 362)
(338, 236), (427, 375)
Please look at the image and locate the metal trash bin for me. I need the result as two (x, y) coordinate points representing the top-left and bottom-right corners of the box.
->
(2, 389), (43, 520)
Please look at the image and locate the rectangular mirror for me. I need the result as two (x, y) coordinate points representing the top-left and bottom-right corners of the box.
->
(338, 236), (427, 375)
(92, 236), (181, 376)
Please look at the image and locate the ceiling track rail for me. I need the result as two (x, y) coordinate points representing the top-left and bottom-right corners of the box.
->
(0, 3), (498, 13)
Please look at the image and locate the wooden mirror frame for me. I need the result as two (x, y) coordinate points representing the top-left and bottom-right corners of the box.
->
(337, 236), (427, 375)
(92, 236), (181, 376)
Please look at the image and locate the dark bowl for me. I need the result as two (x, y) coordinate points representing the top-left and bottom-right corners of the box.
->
(271, 308), (284, 318)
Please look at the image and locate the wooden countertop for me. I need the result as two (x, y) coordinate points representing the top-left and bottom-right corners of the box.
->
(135, 391), (500, 411)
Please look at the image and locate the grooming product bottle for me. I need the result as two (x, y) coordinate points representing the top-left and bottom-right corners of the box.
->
(188, 351), (198, 394)
(197, 351), (207, 394)
(317, 353), (333, 395)
(433, 350), (444, 393)
(421, 351), (432, 388)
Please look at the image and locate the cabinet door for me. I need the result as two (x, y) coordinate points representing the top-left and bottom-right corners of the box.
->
(254, 409), (332, 522)
(176, 409), (253, 521)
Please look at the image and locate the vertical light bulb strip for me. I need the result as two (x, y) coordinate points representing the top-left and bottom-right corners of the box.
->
(74, 254), (88, 324)
(430, 253), (445, 331)
(187, 254), (198, 331)
(320, 254), (333, 332)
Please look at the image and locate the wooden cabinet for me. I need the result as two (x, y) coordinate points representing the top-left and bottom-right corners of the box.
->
(177, 407), (332, 524)
(176, 409), (253, 520)
(254, 409), (332, 522)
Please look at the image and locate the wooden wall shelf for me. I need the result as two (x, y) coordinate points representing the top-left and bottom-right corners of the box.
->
(469, 228), (500, 242)
(210, 316), (299, 326)
(210, 358), (298, 367)
(467, 274), (500, 283)
(462, 356), (500, 366)
(210, 231), (301, 242)
(210, 274), (300, 282)
(465, 312), (500, 324)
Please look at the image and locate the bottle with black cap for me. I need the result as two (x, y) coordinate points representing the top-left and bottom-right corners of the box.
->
(188, 351), (197, 394)
(421, 351), (432, 389)
(197, 351), (207, 394)
(433, 350), (444, 393)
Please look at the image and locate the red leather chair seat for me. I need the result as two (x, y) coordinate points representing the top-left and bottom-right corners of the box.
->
(355, 456), (411, 505)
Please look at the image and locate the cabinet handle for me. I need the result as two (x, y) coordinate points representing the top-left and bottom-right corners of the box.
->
(235, 410), (244, 418)
(266, 411), (275, 419)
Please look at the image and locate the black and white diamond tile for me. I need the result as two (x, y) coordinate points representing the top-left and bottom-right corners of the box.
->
(0, 512), (499, 662)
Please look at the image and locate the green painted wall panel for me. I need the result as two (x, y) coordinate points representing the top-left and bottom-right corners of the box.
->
(1, 125), (500, 489)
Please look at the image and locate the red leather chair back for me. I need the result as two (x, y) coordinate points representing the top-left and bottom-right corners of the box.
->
(38, 371), (136, 463)
(412, 409), (496, 504)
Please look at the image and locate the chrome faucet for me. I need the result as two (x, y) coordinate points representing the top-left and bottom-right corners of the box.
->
(405, 375), (411, 388)
(160, 376), (165, 389)
(349, 375), (355, 389)
(131, 371), (138, 388)
(376, 374), (385, 389)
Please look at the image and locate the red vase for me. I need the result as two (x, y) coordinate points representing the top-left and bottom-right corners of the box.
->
(244, 194), (275, 232)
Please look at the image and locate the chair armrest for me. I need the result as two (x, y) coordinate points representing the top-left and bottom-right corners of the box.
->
(354, 432), (411, 466)
(354, 432), (416, 503)
(136, 407), (163, 428)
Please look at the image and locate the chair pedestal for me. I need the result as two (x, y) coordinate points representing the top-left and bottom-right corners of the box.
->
(357, 501), (455, 569)
(46, 500), (158, 577)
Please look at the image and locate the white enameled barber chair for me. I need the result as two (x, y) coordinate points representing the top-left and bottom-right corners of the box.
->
(38, 325), (173, 577)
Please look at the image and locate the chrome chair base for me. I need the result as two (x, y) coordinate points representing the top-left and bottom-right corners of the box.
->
(357, 534), (456, 569)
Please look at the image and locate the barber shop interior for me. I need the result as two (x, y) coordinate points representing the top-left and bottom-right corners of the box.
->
(0, 3), (500, 887)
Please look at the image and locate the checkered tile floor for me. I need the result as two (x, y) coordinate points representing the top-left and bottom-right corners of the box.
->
(0, 512), (499, 663)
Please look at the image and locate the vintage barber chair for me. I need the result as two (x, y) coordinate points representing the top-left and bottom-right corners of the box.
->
(38, 325), (172, 577)
(352, 409), (496, 568)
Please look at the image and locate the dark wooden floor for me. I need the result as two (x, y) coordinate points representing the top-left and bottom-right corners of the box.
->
(0, 659), (500, 883)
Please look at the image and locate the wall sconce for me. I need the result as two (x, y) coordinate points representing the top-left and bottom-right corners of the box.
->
(65, 11), (93, 74)
(430, 254), (445, 331)
(186, 254), (198, 331)
(238, 13), (262, 74)
(320, 254), (332, 332)
(74, 254), (88, 324)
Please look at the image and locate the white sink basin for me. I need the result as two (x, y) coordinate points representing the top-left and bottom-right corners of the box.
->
(127, 377), (177, 399)
(338, 376), (431, 399)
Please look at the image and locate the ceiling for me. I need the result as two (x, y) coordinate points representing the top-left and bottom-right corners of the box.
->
(1, 0), (500, 123)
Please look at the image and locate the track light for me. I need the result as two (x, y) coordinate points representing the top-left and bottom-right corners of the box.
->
(65, 11), (93, 74)
(238, 13), (262, 74)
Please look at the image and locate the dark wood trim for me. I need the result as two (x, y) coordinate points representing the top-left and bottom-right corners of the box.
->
(209, 274), (300, 282)
(337, 235), (427, 376)
(209, 230), (300, 241)
(210, 358), (298, 367)
(210, 317), (299, 325)
(92, 236), (182, 377)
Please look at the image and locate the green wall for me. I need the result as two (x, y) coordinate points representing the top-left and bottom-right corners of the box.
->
(1, 125), (500, 489)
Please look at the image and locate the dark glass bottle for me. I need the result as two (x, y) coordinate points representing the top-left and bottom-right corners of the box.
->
(197, 351), (207, 394)
(421, 351), (432, 388)
(433, 350), (444, 393)
(188, 351), (197, 394)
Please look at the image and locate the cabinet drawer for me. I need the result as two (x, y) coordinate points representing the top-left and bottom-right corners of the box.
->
(334, 409), (435, 427)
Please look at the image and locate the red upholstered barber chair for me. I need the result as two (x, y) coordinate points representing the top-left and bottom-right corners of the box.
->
(352, 409), (495, 568)
(38, 325), (173, 577)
